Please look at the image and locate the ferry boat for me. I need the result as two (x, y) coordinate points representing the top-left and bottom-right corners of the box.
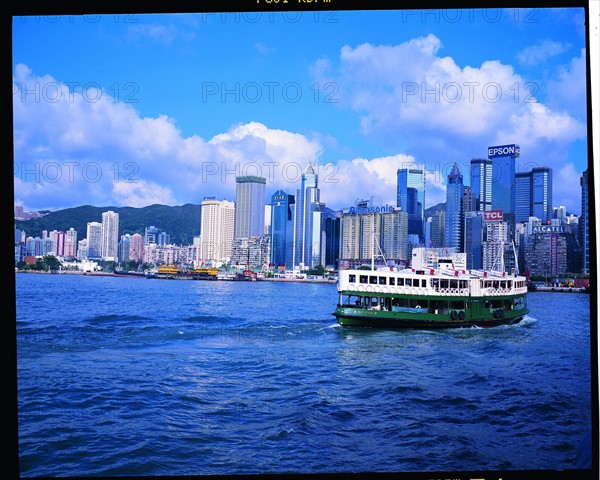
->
(333, 248), (529, 329)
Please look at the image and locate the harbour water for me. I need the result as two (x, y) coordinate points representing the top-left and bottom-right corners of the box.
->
(16, 273), (593, 476)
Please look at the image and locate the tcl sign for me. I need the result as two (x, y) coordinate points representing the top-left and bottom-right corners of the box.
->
(483, 210), (503, 222)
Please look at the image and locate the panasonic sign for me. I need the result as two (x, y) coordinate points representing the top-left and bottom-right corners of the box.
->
(488, 144), (520, 159)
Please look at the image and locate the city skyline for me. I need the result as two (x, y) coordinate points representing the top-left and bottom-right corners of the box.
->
(12, 5), (593, 215)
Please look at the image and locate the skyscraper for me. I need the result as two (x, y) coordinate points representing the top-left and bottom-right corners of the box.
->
(515, 172), (532, 224)
(445, 163), (464, 250)
(514, 167), (553, 223)
(101, 211), (119, 262)
(234, 176), (266, 238)
(491, 155), (515, 223)
(200, 198), (235, 263)
(397, 168), (425, 242)
(430, 210), (445, 248)
(86, 222), (103, 259)
(532, 167), (552, 222)
(470, 159), (493, 211)
(324, 214), (341, 268)
(464, 212), (484, 269)
(581, 169), (589, 274)
(293, 163), (325, 268)
(270, 190), (295, 269)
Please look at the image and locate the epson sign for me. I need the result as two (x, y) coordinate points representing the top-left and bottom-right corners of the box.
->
(488, 144), (520, 159)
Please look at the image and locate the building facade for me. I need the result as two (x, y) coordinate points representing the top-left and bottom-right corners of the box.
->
(86, 221), (103, 260)
(200, 198), (235, 263)
(580, 169), (589, 274)
(515, 167), (553, 223)
(101, 210), (119, 262)
(464, 211), (484, 270)
(445, 163), (464, 250)
(234, 176), (266, 239)
(270, 190), (295, 269)
(339, 204), (408, 267)
(470, 158), (493, 211)
(397, 168), (425, 242)
(293, 163), (326, 268)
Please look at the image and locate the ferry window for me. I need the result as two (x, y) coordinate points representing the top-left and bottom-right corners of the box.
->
(405, 278), (412, 286)
(431, 278), (439, 290)
(450, 300), (464, 309)
(507, 281), (512, 289)
(397, 278), (404, 286)
(392, 298), (409, 308)
(421, 279), (427, 288)
(359, 275), (368, 284)
(480, 280), (484, 288)
(440, 279), (449, 289)
(459, 280), (468, 289)
(389, 278), (395, 286)
(450, 280), (458, 289)
(493, 281), (499, 289)
(349, 274), (356, 283)
(370, 276), (377, 285)
(379, 277), (387, 285)
(500, 281), (506, 289)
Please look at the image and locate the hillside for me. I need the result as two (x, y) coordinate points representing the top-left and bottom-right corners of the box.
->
(14, 204), (202, 246)
(424, 202), (446, 218)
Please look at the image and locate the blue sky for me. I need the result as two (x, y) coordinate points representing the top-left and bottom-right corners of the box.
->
(12, 5), (593, 214)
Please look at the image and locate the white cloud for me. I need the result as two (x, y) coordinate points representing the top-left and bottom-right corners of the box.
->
(552, 162), (583, 213)
(547, 48), (587, 121)
(127, 22), (197, 45)
(516, 40), (571, 67)
(12, 65), (329, 209)
(309, 35), (587, 212)
(254, 42), (275, 55)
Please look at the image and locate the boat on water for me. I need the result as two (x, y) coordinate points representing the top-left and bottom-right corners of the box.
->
(333, 247), (529, 329)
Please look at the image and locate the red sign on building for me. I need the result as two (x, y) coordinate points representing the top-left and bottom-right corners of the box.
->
(483, 209), (503, 222)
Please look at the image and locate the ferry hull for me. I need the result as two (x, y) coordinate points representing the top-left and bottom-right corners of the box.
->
(333, 306), (528, 329)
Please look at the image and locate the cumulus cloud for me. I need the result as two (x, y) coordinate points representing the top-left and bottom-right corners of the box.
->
(309, 34), (587, 212)
(12, 65), (330, 209)
(312, 34), (585, 147)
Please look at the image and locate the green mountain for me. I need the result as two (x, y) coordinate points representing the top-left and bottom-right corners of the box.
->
(14, 204), (201, 245)
(424, 202), (446, 218)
